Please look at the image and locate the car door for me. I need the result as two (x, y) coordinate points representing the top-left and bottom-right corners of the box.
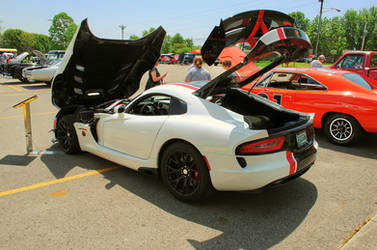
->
(101, 94), (171, 159)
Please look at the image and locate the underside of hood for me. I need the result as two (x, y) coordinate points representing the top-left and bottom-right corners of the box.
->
(195, 10), (312, 98)
(52, 19), (166, 108)
(201, 10), (295, 66)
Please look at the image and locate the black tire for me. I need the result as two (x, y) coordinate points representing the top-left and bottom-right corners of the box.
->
(56, 115), (81, 154)
(324, 114), (361, 145)
(161, 142), (214, 202)
(18, 77), (29, 83)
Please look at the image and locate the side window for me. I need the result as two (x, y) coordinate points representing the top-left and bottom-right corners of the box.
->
(337, 54), (364, 69)
(170, 97), (187, 115)
(267, 72), (296, 89)
(255, 74), (272, 87)
(293, 75), (327, 90)
(127, 95), (171, 116)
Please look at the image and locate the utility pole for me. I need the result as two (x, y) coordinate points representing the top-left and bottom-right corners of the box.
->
(314, 0), (324, 57)
(361, 20), (368, 51)
(119, 25), (126, 40)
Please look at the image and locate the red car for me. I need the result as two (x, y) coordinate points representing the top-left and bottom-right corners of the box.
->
(242, 67), (377, 145)
(159, 55), (178, 64)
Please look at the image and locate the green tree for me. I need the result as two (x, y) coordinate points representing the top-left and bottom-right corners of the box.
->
(31, 33), (51, 53)
(142, 27), (156, 37)
(48, 12), (77, 50)
(161, 35), (171, 53)
(1, 29), (33, 52)
(185, 38), (194, 50)
(129, 34), (140, 40)
(289, 11), (310, 31)
(171, 33), (184, 44)
(342, 9), (363, 50)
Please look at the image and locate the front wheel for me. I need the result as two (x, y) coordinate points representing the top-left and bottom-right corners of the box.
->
(324, 114), (361, 145)
(161, 142), (214, 202)
(56, 115), (81, 154)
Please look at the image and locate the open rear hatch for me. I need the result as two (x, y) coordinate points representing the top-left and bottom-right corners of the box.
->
(195, 10), (312, 133)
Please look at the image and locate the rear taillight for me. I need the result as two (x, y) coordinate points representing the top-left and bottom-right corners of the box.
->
(237, 136), (286, 155)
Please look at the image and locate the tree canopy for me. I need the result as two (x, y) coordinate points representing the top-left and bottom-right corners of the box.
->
(289, 6), (377, 61)
(48, 12), (77, 50)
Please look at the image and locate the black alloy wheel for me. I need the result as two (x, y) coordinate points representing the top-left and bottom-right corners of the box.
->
(56, 115), (81, 154)
(161, 142), (214, 201)
(324, 114), (361, 145)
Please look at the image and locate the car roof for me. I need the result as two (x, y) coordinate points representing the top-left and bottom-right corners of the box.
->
(270, 67), (375, 91)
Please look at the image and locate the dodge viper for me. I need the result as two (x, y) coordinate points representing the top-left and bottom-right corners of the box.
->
(51, 10), (318, 201)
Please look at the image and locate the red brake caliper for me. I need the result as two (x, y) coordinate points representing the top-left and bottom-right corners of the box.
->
(194, 171), (199, 179)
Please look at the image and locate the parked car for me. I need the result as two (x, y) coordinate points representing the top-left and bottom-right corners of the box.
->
(160, 55), (178, 64)
(51, 10), (316, 201)
(22, 59), (62, 86)
(182, 53), (195, 64)
(242, 67), (377, 145)
(330, 51), (377, 81)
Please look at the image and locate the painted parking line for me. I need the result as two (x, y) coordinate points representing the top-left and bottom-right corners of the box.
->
(0, 91), (51, 97)
(3, 84), (23, 92)
(0, 166), (121, 198)
(0, 111), (56, 120)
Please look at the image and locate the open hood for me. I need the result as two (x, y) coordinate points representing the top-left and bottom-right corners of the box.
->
(195, 11), (311, 98)
(51, 19), (166, 108)
(201, 10), (295, 66)
(10, 52), (29, 64)
(32, 50), (49, 65)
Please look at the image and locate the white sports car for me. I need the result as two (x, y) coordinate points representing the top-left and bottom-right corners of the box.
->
(51, 10), (318, 201)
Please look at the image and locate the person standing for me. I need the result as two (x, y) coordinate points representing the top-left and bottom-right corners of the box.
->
(145, 61), (167, 90)
(184, 57), (211, 82)
(310, 55), (325, 68)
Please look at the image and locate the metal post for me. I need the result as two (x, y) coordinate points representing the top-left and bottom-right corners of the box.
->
(12, 95), (38, 155)
(361, 20), (368, 51)
(314, 0), (324, 57)
(24, 103), (33, 154)
(119, 25), (126, 40)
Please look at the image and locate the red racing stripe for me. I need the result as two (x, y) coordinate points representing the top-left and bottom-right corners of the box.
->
(167, 83), (199, 90)
(286, 151), (297, 175)
(277, 28), (286, 40)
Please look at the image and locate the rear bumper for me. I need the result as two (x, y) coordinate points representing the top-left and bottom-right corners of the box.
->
(208, 140), (318, 191)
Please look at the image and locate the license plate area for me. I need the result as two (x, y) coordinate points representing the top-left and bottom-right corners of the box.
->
(296, 130), (307, 148)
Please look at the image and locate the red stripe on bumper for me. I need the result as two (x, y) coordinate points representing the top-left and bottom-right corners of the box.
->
(286, 151), (296, 175)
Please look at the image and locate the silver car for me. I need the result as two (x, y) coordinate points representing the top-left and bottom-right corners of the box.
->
(22, 59), (62, 86)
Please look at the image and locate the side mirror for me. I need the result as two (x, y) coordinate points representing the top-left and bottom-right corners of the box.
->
(114, 104), (126, 113)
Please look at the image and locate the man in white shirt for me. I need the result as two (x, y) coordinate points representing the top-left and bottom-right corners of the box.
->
(310, 55), (325, 68)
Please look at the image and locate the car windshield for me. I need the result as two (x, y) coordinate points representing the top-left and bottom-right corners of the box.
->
(342, 73), (375, 90)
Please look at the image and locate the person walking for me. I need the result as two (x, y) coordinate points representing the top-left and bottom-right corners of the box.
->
(145, 61), (167, 90)
(184, 57), (211, 82)
(310, 55), (325, 68)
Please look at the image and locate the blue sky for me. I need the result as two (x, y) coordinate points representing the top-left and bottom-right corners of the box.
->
(1, 0), (375, 45)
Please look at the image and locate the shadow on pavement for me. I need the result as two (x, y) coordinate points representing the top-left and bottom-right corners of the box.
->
(315, 129), (377, 160)
(41, 144), (318, 250)
(0, 154), (37, 166)
(20, 84), (50, 90)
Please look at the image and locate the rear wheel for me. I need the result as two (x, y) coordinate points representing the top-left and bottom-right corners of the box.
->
(324, 114), (361, 145)
(161, 142), (214, 202)
(56, 115), (81, 154)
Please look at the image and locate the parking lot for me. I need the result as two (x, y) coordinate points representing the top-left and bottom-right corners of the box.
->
(0, 64), (376, 249)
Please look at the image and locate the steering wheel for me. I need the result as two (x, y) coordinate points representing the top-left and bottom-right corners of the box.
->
(140, 103), (155, 115)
